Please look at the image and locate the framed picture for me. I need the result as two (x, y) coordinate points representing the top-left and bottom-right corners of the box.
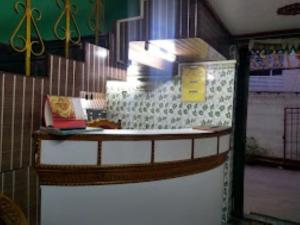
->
(179, 63), (206, 103)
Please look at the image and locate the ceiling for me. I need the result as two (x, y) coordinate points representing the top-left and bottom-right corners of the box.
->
(1, 0), (298, 44)
(207, 0), (300, 35)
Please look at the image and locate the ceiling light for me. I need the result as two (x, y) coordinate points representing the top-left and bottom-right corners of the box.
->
(127, 61), (140, 75)
(145, 42), (176, 62)
(207, 74), (215, 81)
(96, 49), (108, 58)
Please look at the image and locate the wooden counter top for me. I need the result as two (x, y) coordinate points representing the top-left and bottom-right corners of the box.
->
(34, 127), (232, 186)
(34, 127), (232, 141)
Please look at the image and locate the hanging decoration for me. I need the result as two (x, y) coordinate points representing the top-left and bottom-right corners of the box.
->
(10, 0), (45, 76)
(88, 0), (104, 45)
(249, 39), (300, 71)
(54, 0), (81, 58)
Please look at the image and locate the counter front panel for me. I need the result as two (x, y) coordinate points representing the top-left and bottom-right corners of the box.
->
(34, 128), (231, 185)
(34, 128), (231, 225)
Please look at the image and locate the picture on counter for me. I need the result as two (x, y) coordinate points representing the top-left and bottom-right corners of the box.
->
(180, 64), (206, 103)
(44, 95), (87, 129)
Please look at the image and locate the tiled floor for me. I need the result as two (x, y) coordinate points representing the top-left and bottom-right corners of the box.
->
(244, 165), (300, 224)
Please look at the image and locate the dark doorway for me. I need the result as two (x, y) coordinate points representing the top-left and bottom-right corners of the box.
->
(232, 39), (300, 225)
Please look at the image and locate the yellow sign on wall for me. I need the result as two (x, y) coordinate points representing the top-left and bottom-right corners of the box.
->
(181, 65), (206, 102)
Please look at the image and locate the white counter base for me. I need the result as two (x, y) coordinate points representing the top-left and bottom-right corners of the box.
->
(41, 165), (224, 225)
(35, 127), (231, 225)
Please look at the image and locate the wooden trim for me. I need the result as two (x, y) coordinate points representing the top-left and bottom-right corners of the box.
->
(88, 119), (121, 129)
(191, 138), (195, 159)
(34, 138), (41, 167)
(151, 140), (155, 163)
(36, 151), (229, 186)
(33, 128), (232, 142)
(217, 136), (220, 155)
(97, 141), (102, 165)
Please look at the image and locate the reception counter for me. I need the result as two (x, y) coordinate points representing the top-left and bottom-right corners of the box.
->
(34, 127), (231, 225)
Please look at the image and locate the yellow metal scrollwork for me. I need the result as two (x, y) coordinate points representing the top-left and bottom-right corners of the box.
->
(54, 0), (81, 58)
(10, 0), (45, 76)
(88, 0), (104, 45)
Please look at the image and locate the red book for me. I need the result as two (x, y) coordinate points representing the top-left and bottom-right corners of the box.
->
(44, 95), (86, 129)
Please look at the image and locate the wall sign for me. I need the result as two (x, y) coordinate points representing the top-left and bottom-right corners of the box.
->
(180, 64), (206, 102)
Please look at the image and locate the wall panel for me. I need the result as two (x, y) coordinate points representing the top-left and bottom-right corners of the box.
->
(24, 78), (34, 168)
(85, 43), (110, 93)
(2, 75), (15, 171)
(12, 76), (23, 169)
(0, 42), (113, 225)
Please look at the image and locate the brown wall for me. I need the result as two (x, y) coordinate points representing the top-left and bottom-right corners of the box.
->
(85, 43), (126, 87)
(0, 55), (89, 170)
(0, 168), (39, 225)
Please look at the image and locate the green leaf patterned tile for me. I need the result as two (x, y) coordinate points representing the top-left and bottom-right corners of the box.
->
(106, 62), (235, 144)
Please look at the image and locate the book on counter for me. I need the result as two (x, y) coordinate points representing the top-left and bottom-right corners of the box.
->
(40, 126), (103, 136)
(44, 95), (87, 129)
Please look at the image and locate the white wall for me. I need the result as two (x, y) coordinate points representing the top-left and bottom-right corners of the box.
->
(247, 93), (300, 158)
(249, 69), (300, 92)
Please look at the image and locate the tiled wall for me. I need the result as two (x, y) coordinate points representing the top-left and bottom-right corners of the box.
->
(107, 61), (236, 223)
(107, 62), (236, 129)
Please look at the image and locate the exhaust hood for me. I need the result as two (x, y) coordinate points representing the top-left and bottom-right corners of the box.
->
(126, 38), (227, 90)
(128, 38), (225, 70)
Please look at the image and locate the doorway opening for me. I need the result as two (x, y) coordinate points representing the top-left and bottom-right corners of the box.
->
(242, 39), (300, 224)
